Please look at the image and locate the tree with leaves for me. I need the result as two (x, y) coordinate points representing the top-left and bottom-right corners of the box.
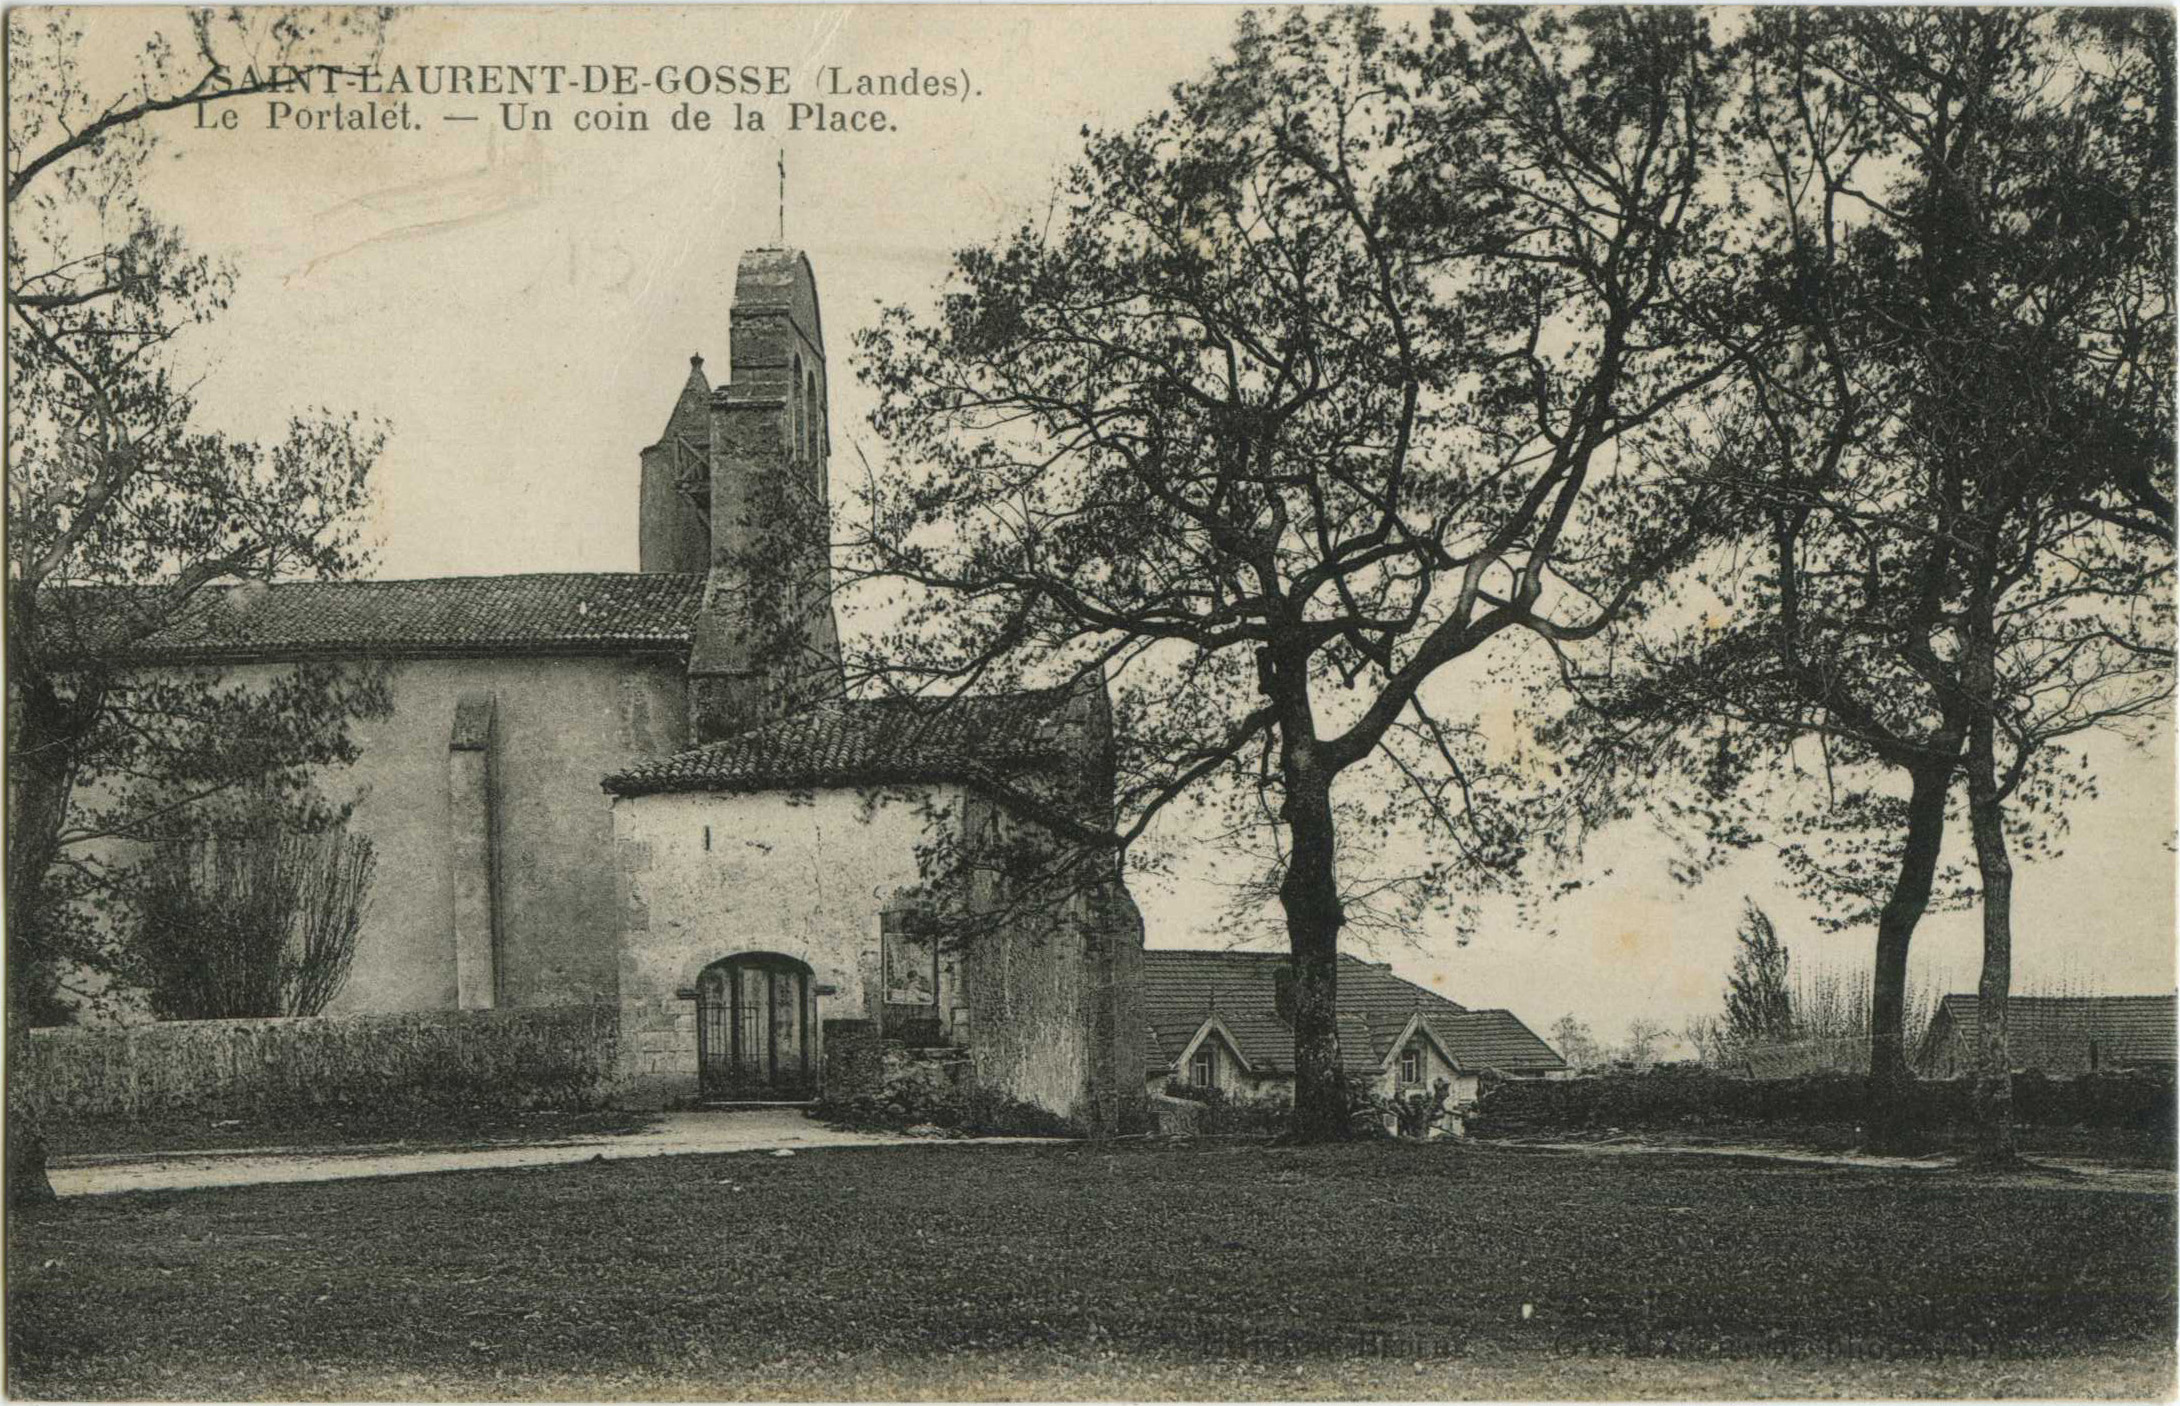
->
(5, 7), (393, 1204)
(1723, 900), (1794, 1048)
(847, 7), (1735, 1140)
(7, 8), (396, 1018)
(1926, 10), (2175, 1163)
(1563, 9), (2173, 1154)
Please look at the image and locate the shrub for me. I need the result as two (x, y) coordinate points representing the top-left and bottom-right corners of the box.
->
(1375, 1078), (1459, 1139)
(129, 824), (374, 1019)
(813, 1080), (1085, 1138)
(16, 1004), (619, 1122)
(1469, 1066), (2177, 1137)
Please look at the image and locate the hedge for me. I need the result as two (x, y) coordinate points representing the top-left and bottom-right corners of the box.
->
(1473, 1066), (2176, 1136)
(15, 1004), (619, 1121)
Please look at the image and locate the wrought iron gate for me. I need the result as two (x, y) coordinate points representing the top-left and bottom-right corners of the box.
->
(696, 954), (815, 1099)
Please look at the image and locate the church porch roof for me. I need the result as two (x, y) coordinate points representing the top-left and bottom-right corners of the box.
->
(602, 685), (1088, 800)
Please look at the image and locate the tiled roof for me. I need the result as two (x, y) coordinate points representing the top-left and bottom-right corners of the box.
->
(1142, 948), (1568, 1077)
(603, 687), (1082, 798)
(1420, 1009), (1570, 1074)
(1920, 994), (2177, 1073)
(42, 573), (706, 662)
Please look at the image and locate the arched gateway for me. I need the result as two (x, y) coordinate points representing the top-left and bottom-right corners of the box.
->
(695, 953), (815, 1099)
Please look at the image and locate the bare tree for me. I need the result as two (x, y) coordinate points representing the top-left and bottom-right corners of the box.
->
(1549, 1014), (1604, 1073)
(129, 821), (375, 1021)
(1619, 1017), (1671, 1072)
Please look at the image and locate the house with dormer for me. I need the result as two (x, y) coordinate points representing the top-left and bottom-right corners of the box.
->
(1142, 949), (1565, 1107)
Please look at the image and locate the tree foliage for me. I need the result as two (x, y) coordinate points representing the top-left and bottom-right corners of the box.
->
(850, 6), (1737, 1138)
(6, 9), (396, 1024)
(1723, 900), (1794, 1048)
(1555, 8), (2174, 1147)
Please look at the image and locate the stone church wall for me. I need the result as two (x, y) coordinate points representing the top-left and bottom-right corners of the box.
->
(609, 784), (964, 1103)
(956, 797), (1151, 1135)
(200, 654), (689, 1015)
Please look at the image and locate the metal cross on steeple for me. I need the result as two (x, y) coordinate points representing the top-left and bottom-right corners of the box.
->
(777, 148), (786, 246)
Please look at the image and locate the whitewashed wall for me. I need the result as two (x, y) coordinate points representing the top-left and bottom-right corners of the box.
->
(610, 784), (964, 1095)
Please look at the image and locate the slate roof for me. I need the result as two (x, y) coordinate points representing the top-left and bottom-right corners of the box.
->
(1142, 948), (1566, 1077)
(41, 573), (706, 663)
(602, 686), (1083, 798)
(1919, 994), (2177, 1073)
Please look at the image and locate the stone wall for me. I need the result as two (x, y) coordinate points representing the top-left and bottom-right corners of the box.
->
(612, 778), (1149, 1132)
(957, 798), (1149, 1135)
(151, 655), (690, 1017)
(609, 784), (965, 1103)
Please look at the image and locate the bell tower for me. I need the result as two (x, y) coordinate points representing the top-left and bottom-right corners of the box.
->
(685, 247), (844, 742)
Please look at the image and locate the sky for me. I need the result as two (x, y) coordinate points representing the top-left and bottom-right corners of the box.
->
(53, 4), (2179, 1049)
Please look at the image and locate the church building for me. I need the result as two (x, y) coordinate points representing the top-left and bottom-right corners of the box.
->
(82, 248), (1149, 1134)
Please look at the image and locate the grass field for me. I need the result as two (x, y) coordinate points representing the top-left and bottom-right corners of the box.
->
(9, 1139), (2174, 1400)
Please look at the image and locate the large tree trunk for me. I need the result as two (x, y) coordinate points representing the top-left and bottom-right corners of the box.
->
(5, 670), (89, 1026)
(5, 1038), (58, 1208)
(1281, 770), (1348, 1143)
(1864, 758), (1952, 1153)
(1964, 712), (2019, 1166)
(6, 631), (77, 1206)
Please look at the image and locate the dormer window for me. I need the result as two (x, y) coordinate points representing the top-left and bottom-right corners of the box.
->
(1190, 1046), (1215, 1089)
(1399, 1046), (1422, 1085)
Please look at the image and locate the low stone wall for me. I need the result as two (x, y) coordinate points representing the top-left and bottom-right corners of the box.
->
(1150, 1093), (1205, 1137)
(16, 1005), (620, 1121)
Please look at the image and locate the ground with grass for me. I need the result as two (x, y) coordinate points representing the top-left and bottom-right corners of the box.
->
(9, 1140), (2174, 1400)
(47, 1106), (656, 1160)
(1482, 1116), (2180, 1177)
(1480, 1122), (2177, 1171)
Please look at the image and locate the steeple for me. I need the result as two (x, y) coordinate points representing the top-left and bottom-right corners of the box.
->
(637, 353), (713, 574)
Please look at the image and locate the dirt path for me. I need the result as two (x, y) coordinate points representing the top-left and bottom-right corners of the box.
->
(1498, 1134), (2177, 1194)
(47, 1110), (1041, 1197)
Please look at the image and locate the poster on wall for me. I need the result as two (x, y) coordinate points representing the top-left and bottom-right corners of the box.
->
(883, 909), (939, 1007)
